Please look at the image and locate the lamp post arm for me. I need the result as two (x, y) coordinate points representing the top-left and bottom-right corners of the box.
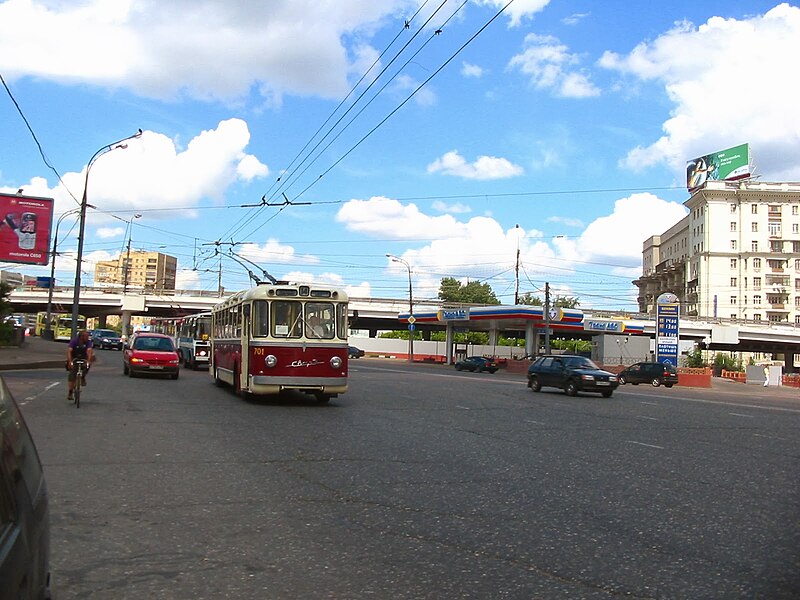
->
(70, 129), (142, 339)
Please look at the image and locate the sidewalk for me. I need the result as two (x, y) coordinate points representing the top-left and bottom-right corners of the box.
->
(0, 336), (67, 371)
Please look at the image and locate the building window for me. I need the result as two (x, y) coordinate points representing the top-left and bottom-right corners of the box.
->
(751, 222), (758, 232)
(751, 241), (758, 252)
(769, 222), (781, 236)
(753, 295), (761, 305)
(752, 204), (758, 214)
(796, 315), (800, 324)
(753, 258), (761, 271)
(753, 277), (762, 290)
(796, 278), (800, 291)
(730, 222), (737, 232)
(730, 296), (737, 305)
(771, 240), (783, 253)
(796, 259), (800, 270)
(730, 313), (737, 320)
(730, 259), (737, 269)
(793, 205), (799, 215)
(754, 313), (761, 321)
(795, 296), (800, 308)
(794, 241), (800, 252)
(730, 204), (737, 213)
(731, 240), (737, 250)
(730, 277), (737, 286)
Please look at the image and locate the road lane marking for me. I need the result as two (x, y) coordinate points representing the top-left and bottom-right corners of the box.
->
(456, 405), (470, 410)
(636, 415), (659, 421)
(753, 433), (787, 441)
(627, 441), (664, 450)
(526, 419), (546, 425)
(640, 401), (659, 406)
(20, 382), (61, 405)
(729, 412), (755, 418)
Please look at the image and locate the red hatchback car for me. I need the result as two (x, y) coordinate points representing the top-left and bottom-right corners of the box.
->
(123, 332), (180, 379)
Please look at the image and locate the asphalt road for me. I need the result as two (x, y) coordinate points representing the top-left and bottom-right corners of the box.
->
(5, 354), (800, 599)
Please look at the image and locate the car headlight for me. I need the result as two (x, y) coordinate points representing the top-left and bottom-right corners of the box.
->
(330, 356), (342, 369)
(581, 374), (595, 381)
(198, 350), (207, 357)
(609, 376), (618, 382)
(265, 354), (277, 368)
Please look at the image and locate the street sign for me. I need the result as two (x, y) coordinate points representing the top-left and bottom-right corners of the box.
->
(407, 315), (416, 324)
(408, 324), (415, 331)
(656, 293), (679, 365)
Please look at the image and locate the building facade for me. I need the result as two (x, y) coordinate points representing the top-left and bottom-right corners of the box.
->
(94, 251), (177, 291)
(635, 181), (800, 324)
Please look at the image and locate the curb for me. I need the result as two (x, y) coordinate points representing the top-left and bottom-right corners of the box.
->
(0, 360), (64, 372)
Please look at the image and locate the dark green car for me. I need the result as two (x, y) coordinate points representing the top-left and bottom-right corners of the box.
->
(0, 376), (51, 599)
(527, 354), (618, 397)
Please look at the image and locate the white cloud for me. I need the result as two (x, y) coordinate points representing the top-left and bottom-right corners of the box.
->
(432, 200), (471, 214)
(509, 33), (600, 98)
(17, 119), (266, 223)
(599, 4), (800, 180)
(239, 240), (319, 268)
(175, 268), (200, 289)
(96, 226), (125, 239)
(562, 12), (589, 26)
(475, 0), (551, 27)
(461, 62), (485, 78)
(557, 193), (687, 265)
(0, 0), (417, 103)
(427, 150), (523, 180)
(547, 216), (584, 228)
(393, 74), (436, 106)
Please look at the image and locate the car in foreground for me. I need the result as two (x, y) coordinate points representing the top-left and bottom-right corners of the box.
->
(617, 361), (678, 387)
(348, 346), (365, 358)
(0, 376), (51, 599)
(123, 332), (180, 379)
(527, 354), (618, 397)
(455, 356), (498, 373)
(90, 328), (123, 350)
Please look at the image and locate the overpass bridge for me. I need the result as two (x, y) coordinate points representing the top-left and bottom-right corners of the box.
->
(9, 286), (800, 365)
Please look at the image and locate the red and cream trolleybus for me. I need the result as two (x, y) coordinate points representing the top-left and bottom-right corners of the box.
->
(210, 282), (349, 402)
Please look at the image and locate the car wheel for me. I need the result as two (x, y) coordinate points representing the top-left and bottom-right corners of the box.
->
(651, 378), (661, 387)
(601, 390), (613, 398)
(172, 371), (179, 380)
(455, 365), (462, 371)
(618, 375), (627, 385)
(565, 381), (578, 396)
(123, 363), (129, 375)
(530, 377), (541, 392)
(665, 384), (673, 388)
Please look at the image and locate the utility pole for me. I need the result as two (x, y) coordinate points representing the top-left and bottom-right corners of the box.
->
(122, 237), (132, 293)
(544, 282), (551, 355)
(514, 224), (520, 305)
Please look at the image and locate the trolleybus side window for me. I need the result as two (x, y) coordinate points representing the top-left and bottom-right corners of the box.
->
(272, 301), (302, 338)
(337, 303), (348, 339)
(253, 300), (269, 337)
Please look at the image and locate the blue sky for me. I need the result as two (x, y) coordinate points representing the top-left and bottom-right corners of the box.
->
(1, 0), (798, 310)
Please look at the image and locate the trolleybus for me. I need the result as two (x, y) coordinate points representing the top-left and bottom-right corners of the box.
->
(176, 311), (212, 369)
(35, 312), (86, 341)
(211, 282), (349, 402)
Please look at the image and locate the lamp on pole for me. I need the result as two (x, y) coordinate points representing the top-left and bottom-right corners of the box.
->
(70, 130), (142, 339)
(43, 208), (81, 340)
(122, 213), (142, 293)
(386, 254), (414, 363)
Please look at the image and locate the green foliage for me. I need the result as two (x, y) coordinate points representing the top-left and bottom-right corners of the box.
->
(684, 347), (707, 368)
(0, 282), (14, 345)
(712, 352), (743, 372)
(518, 293), (580, 308)
(438, 277), (499, 305)
(551, 338), (592, 353)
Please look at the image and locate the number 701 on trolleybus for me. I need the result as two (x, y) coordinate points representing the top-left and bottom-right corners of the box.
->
(210, 283), (349, 403)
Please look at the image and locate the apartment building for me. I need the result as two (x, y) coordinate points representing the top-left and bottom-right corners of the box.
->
(94, 251), (177, 291)
(634, 180), (800, 324)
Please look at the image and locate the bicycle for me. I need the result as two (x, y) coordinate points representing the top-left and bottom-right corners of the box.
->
(72, 359), (88, 408)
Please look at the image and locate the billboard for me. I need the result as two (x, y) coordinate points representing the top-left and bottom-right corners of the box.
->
(0, 193), (54, 266)
(655, 292), (680, 366)
(686, 143), (751, 192)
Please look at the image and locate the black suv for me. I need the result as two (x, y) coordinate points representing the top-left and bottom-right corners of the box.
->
(527, 354), (619, 398)
(90, 328), (123, 350)
(617, 362), (678, 387)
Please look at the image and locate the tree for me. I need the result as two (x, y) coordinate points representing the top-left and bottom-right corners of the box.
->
(438, 277), (499, 305)
(0, 282), (15, 345)
(518, 293), (580, 308)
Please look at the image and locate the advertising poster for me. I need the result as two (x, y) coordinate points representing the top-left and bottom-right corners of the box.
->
(686, 143), (751, 192)
(0, 193), (54, 266)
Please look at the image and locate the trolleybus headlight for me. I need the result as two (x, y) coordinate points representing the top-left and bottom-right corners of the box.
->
(330, 356), (342, 369)
(265, 354), (277, 368)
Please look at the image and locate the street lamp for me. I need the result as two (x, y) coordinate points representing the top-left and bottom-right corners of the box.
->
(43, 208), (81, 340)
(70, 130), (142, 339)
(386, 254), (414, 363)
(122, 213), (142, 293)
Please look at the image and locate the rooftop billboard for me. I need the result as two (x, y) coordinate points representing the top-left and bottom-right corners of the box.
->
(0, 193), (54, 266)
(686, 143), (751, 192)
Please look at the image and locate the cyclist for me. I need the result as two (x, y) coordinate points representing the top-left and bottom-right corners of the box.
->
(67, 330), (94, 402)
